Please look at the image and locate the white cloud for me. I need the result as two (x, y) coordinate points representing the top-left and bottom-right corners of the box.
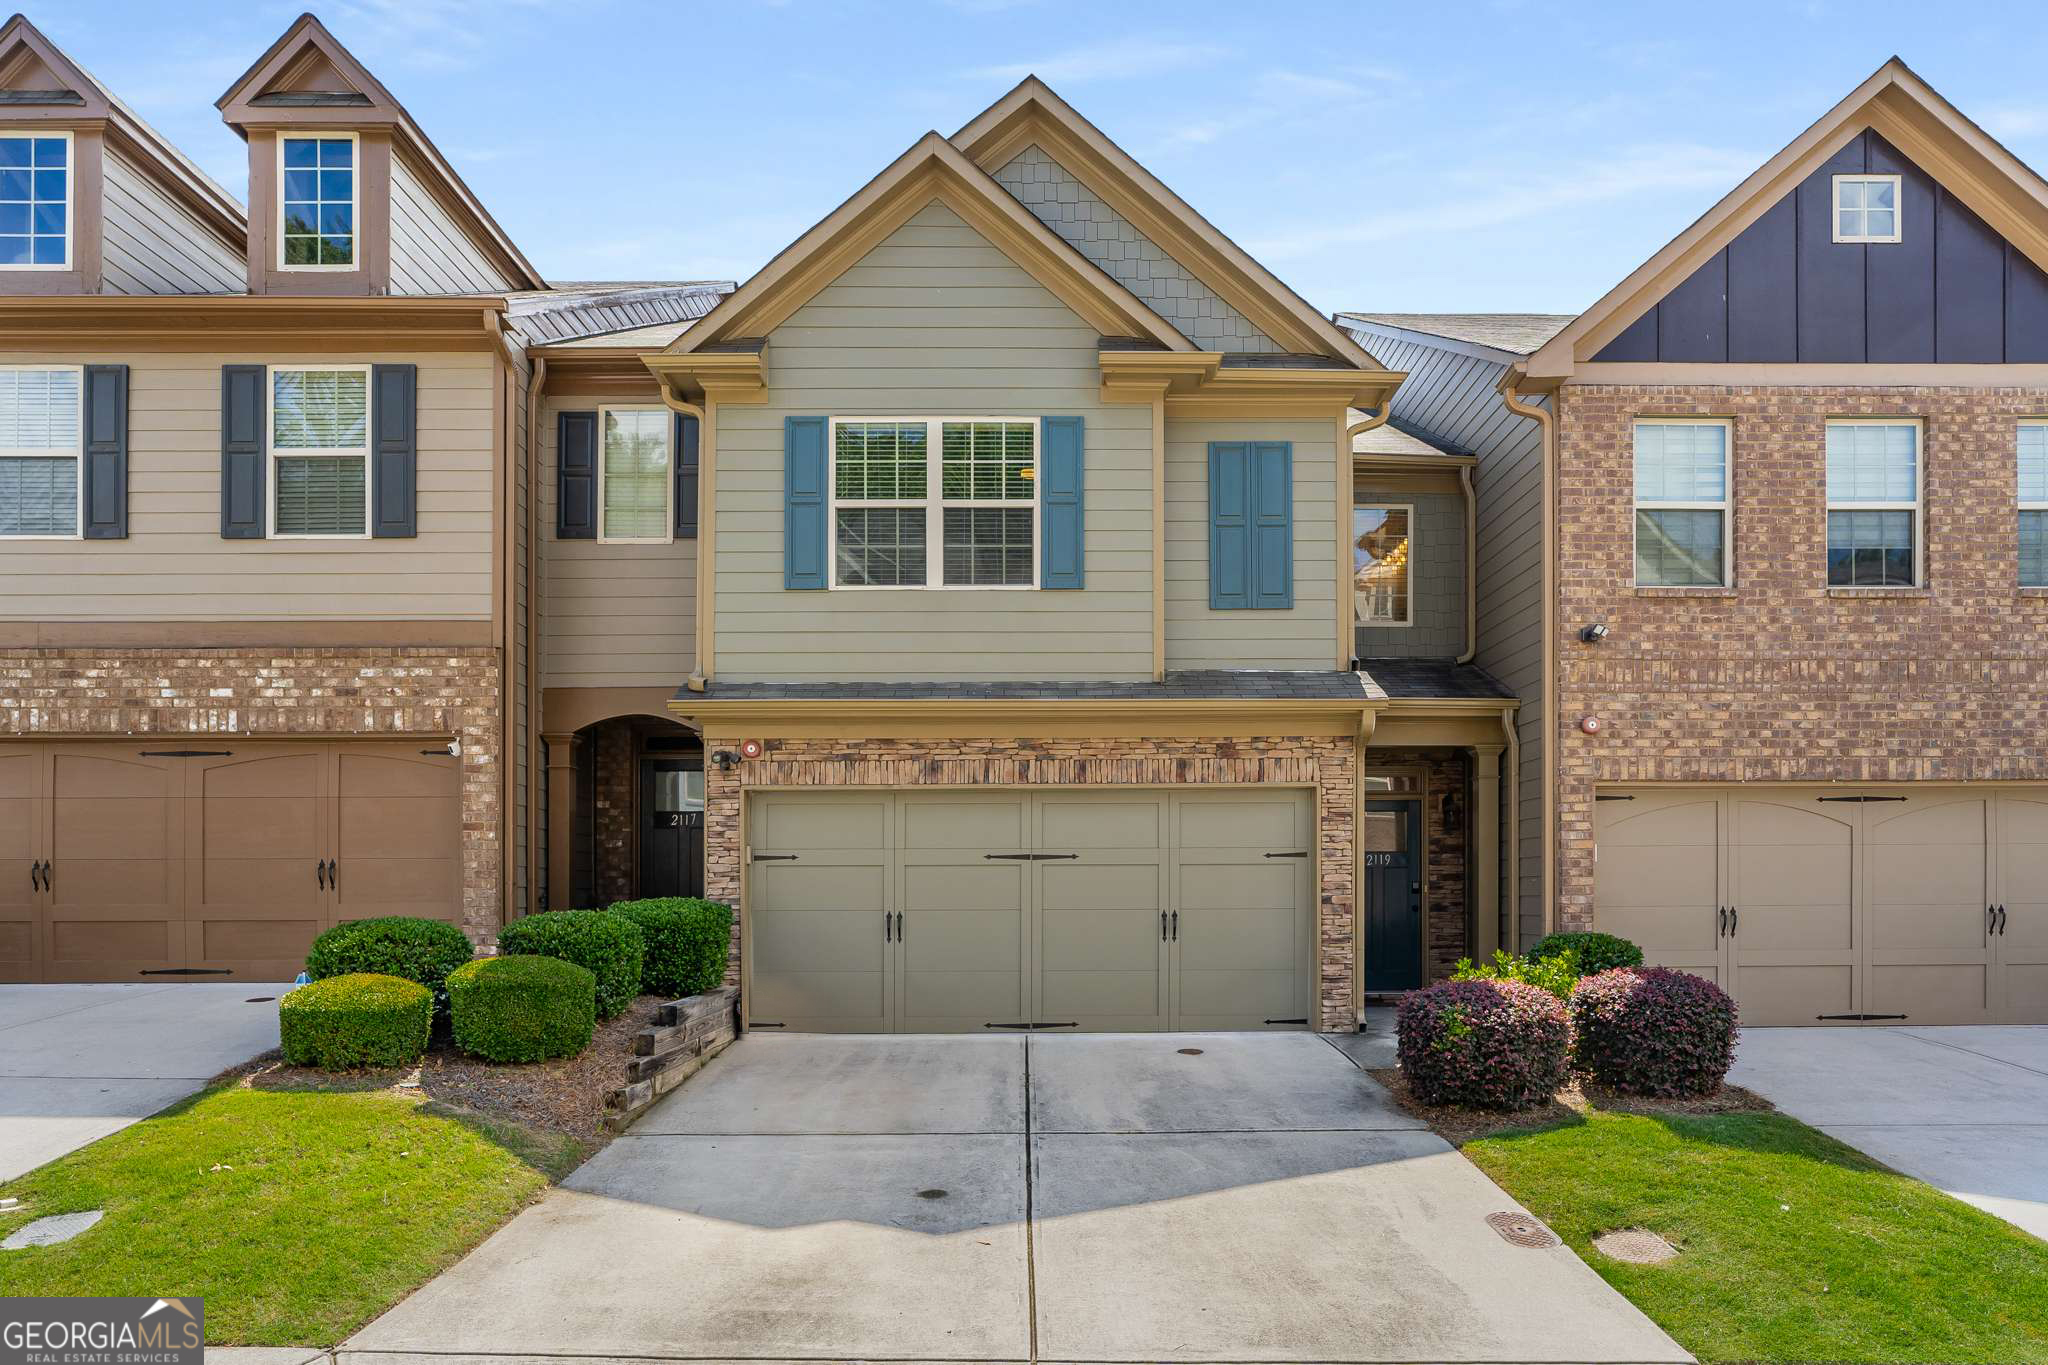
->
(1984, 104), (2048, 139)
(329, 0), (550, 73)
(963, 38), (1224, 85)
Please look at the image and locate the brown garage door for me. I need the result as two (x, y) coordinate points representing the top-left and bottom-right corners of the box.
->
(2, 739), (461, 983)
(1595, 787), (2044, 1025)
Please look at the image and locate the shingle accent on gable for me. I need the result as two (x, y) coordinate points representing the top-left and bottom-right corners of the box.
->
(995, 144), (1282, 353)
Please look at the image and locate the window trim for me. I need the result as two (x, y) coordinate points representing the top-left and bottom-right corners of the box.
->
(276, 131), (360, 273)
(826, 415), (1041, 591)
(1825, 416), (1923, 589)
(0, 362), (83, 539)
(1832, 172), (1904, 245)
(267, 363), (372, 541)
(2019, 421), (2048, 588)
(1353, 501), (1415, 627)
(0, 129), (72, 272)
(1631, 416), (1734, 589)
(596, 404), (673, 546)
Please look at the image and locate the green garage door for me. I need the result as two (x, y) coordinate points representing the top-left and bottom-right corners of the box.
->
(745, 788), (1314, 1033)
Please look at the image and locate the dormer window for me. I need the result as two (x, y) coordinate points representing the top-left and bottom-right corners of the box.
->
(0, 131), (68, 269)
(1833, 173), (1901, 244)
(279, 133), (357, 269)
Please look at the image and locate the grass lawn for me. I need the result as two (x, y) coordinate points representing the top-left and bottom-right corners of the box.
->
(1463, 1110), (2048, 1365)
(0, 1083), (583, 1345)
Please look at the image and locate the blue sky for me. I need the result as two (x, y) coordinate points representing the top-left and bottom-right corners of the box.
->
(40, 0), (2048, 312)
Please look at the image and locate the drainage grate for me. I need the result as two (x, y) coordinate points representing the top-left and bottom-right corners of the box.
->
(1484, 1211), (1560, 1249)
(1594, 1227), (1680, 1264)
(3, 1210), (102, 1250)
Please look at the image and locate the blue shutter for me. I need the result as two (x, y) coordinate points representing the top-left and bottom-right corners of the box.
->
(674, 413), (700, 538)
(1039, 415), (1084, 589)
(1208, 440), (1293, 609)
(81, 364), (128, 540)
(555, 410), (596, 539)
(220, 364), (265, 539)
(370, 363), (417, 538)
(784, 415), (828, 590)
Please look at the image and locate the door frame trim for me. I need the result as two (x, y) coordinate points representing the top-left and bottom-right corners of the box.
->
(1358, 791), (1429, 1002)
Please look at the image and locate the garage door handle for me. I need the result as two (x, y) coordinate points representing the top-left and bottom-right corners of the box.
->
(1997, 905), (2007, 935)
(1170, 910), (1178, 941)
(1717, 906), (1726, 937)
(1729, 906), (1737, 934)
(316, 859), (327, 889)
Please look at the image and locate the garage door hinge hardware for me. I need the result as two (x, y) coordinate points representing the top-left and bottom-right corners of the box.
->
(751, 1021), (785, 1028)
(1595, 794), (1634, 801)
(139, 749), (232, 757)
(984, 1021), (1079, 1029)
(1265, 1018), (1309, 1026)
(140, 967), (232, 976)
(1816, 795), (1908, 802)
(1264, 850), (1309, 859)
(750, 853), (798, 862)
(1816, 1012), (1910, 1021)
(982, 852), (1079, 861)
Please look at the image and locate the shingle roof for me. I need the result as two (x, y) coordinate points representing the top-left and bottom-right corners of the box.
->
(686, 671), (1377, 703)
(508, 282), (734, 345)
(1347, 410), (1468, 459)
(1357, 659), (1516, 701)
(1337, 313), (1577, 356)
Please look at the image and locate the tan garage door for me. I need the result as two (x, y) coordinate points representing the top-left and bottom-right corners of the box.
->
(745, 788), (1314, 1033)
(1595, 787), (2045, 1025)
(0, 739), (461, 983)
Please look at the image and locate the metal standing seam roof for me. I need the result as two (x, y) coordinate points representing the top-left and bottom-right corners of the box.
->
(507, 282), (735, 345)
(1337, 312), (1579, 357)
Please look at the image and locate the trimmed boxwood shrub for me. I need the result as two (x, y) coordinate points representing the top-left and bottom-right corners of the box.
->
(305, 916), (475, 1010)
(1571, 967), (1739, 1097)
(446, 955), (596, 1063)
(496, 910), (643, 1017)
(1528, 930), (1644, 977)
(1450, 949), (1580, 1001)
(607, 898), (734, 999)
(279, 973), (433, 1070)
(1396, 978), (1570, 1110)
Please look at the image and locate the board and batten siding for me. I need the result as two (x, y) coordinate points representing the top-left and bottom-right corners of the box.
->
(1352, 482), (1464, 659)
(539, 393), (697, 688)
(100, 150), (245, 296)
(1347, 323), (1546, 949)
(1162, 417), (1337, 671)
(713, 201), (1155, 683)
(389, 154), (514, 297)
(0, 349), (494, 620)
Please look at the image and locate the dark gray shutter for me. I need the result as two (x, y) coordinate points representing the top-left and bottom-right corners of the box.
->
(674, 412), (700, 538)
(370, 363), (417, 538)
(81, 364), (128, 539)
(783, 415), (827, 589)
(220, 364), (265, 539)
(1039, 415), (1084, 588)
(556, 410), (597, 539)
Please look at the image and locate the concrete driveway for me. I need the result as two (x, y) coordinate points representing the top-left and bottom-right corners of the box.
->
(345, 1032), (1685, 1365)
(1732, 1026), (2048, 1241)
(0, 983), (287, 1182)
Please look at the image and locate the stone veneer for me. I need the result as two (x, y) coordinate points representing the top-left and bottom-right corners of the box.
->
(0, 646), (502, 941)
(704, 734), (1360, 1031)
(1553, 383), (2048, 929)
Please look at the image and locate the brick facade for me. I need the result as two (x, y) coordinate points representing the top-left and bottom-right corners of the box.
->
(704, 734), (1360, 1030)
(591, 718), (636, 906)
(1553, 383), (2048, 928)
(0, 645), (503, 941)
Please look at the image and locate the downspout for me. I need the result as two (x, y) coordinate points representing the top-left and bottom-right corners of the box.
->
(1498, 704), (1521, 953)
(1496, 375), (1555, 939)
(1455, 463), (1477, 665)
(523, 355), (546, 918)
(656, 384), (709, 693)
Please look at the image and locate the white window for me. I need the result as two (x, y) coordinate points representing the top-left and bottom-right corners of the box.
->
(830, 417), (1037, 589)
(278, 133), (357, 270)
(0, 130), (70, 270)
(1633, 420), (1731, 587)
(0, 366), (81, 538)
(1826, 419), (1921, 587)
(599, 407), (670, 543)
(1353, 504), (1412, 624)
(1833, 174), (1902, 244)
(2021, 424), (2048, 588)
(270, 366), (369, 538)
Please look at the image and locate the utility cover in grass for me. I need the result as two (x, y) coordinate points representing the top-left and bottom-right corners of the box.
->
(2, 1210), (102, 1249)
(1594, 1227), (1679, 1264)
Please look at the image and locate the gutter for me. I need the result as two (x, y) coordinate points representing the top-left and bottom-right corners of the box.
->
(1496, 372), (1556, 940)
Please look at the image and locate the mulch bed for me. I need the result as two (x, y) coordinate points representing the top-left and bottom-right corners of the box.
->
(1369, 1065), (1774, 1147)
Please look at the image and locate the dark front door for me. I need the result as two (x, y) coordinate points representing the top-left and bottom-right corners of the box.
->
(1362, 799), (1424, 993)
(638, 758), (705, 898)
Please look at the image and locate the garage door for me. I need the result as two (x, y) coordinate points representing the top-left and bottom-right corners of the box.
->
(0, 740), (461, 983)
(745, 788), (1315, 1033)
(1595, 787), (2046, 1025)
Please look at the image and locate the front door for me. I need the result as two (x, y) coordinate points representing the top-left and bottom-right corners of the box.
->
(638, 759), (705, 898)
(1362, 799), (1423, 993)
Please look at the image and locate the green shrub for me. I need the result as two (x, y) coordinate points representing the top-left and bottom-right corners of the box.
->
(1451, 949), (1581, 1001)
(446, 955), (596, 1063)
(1528, 930), (1644, 977)
(495, 910), (643, 1017)
(607, 898), (734, 998)
(279, 973), (433, 1070)
(305, 916), (475, 1012)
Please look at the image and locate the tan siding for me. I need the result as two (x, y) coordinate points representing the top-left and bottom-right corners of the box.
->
(388, 155), (513, 296)
(1162, 417), (1339, 671)
(0, 350), (495, 620)
(713, 201), (1155, 683)
(539, 393), (697, 689)
(100, 151), (245, 296)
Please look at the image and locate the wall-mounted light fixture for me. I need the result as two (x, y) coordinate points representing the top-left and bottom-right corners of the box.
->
(1579, 622), (1610, 644)
(710, 750), (740, 771)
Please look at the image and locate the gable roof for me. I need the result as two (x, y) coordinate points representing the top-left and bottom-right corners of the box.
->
(661, 130), (1193, 356)
(217, 13), (543, 291)
(1339, 313), (1576, 359)
(508, 282), (732, 346)
(1520, 57), (2048, 385)
(955, 78), (1386, 370)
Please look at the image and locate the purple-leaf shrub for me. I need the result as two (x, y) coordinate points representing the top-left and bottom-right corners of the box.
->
(1570, 966), (1738, 1097)
(1395, 978), (1571, 1110)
